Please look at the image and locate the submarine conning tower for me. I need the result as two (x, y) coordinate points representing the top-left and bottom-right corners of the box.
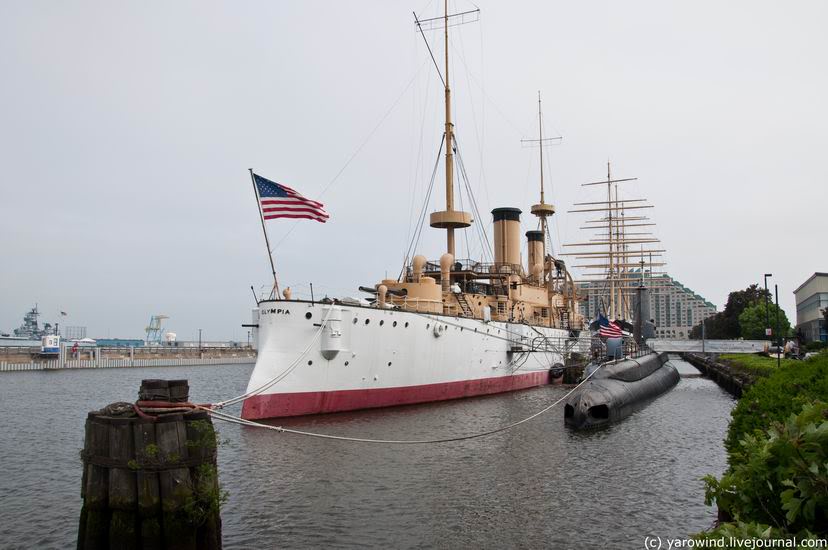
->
(492, 207), (522, 272)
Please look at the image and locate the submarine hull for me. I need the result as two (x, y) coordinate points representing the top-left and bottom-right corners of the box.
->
(565, 353), (679, 429)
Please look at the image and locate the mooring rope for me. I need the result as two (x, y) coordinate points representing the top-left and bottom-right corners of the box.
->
(213, 306), (335, 409)
(199, 363), (601, 445)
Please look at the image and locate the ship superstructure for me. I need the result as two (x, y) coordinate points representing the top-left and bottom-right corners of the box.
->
(12, 305), (56, 340)
(241, 3), (585, 420)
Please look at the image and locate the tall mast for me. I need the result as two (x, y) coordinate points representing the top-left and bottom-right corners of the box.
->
(606, 162), (615, 318)
(425, 2), (473, 257)
(538, 91), (545, 205)
(527, 92), (558, 277)
(443, 0), (455, 256)
(564, 166), (664, 322)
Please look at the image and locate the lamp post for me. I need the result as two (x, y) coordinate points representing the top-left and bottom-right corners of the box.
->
(701, 316), (706, 353)
(198, 328), (202, 351)
(764, 273), (772, 339)
(774, 284), (781, 369)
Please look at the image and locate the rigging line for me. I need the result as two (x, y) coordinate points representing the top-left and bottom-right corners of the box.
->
(413, 12), (446, 88)
(400, 134), (445, 279)
(203, 362), (604, 445)
(272, 62), (427, 252)
(451, 24), (489, 206)
(449, 36), (495, 217)
(318, 61), (427, 201)
(453, 138), (492, 262)
(403, 59), (434, 271)
(414, 309), (582, 349)
(450, 43), (526, 140)
(454, 147), (472, 259)
(214, 307), (336, 408)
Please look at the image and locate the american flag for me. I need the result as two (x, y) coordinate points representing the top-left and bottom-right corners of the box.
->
(598, 313), (623, 338)
(253, 173), (329, 223)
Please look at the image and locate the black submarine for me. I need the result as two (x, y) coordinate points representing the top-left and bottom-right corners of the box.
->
(565, 287), (680, 429)
(564, 352), (679, 429)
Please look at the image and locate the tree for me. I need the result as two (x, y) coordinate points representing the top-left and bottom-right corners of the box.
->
(721, 284), (771, 337)
(689, 284), (771, 339)
(739, 302), (791, 340)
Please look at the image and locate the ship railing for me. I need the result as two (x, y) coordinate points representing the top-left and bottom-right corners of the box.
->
(526, 334), (593, 357)
(411, 259), (525, 279)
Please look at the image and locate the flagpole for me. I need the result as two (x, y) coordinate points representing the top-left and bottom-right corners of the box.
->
(249, 168), (280, 300)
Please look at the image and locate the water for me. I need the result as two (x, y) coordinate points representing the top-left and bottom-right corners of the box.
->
(0, 361), (734, 549)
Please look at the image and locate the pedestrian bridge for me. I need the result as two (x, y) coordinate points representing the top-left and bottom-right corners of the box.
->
(646, 339), (768, 354)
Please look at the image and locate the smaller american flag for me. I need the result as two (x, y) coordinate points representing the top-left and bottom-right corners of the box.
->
(253, 173), (329, 223)
(598, 313), (623, 338)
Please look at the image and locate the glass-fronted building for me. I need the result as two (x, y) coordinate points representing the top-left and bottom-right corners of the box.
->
(794, 272), (828, 343)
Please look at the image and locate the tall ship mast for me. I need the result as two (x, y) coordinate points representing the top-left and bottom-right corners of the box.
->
(241, 4), (585, 420)
(562, 164), (667, 322)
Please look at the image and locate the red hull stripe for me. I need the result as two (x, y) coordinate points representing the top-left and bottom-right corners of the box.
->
(241, 370), (550, 420)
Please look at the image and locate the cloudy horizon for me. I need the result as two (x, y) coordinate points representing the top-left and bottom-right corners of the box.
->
(1, 1), (825, 340)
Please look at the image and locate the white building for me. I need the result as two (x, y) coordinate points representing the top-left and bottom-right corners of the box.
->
(577, 273), (717, 339)
(794, 272), (828, 343)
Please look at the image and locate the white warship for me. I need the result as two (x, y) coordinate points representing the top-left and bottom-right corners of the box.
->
(241, 4), (585, 420)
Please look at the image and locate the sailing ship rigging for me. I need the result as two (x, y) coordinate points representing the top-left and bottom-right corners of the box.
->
(562, 163), (669, 322)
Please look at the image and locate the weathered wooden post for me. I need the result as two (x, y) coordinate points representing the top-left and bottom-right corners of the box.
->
(78, 380), (222, 549)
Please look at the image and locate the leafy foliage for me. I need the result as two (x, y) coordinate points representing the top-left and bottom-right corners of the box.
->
(703, 402), (828, 536)
(739, 302), (791, 340)
(719, 353), (797, 377)
(695, 521), (825, 548)
(725, 354), (828, 454)
(690, 284), (771, 339)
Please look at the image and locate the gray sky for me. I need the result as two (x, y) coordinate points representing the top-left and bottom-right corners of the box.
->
(1, 1), (825, 340)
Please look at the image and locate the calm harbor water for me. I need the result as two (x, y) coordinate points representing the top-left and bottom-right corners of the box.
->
(0, 360), (734, 549)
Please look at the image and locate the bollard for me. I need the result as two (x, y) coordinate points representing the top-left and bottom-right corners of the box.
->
(78, 380), (222, 549)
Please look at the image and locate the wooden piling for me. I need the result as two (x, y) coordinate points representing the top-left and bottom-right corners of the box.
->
(78, 380), (222, 549)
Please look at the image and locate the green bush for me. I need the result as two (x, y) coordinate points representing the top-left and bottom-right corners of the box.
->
(725, 354), (828, 454)
(719, 353), (797, 377)
(805, 341), (827, 352)
(703, 402), (828, 537)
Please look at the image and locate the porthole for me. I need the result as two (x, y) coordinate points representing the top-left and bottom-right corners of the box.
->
(380, 320), (384, 326)
(393, 321), (397, 327)
(353, 318), (358, 324)
(405, 322), (409, 328)
(387, 362), (392, 366)
(307, 360), (313, 366)
(365, 319), (370, 325)
(426, 323), (430, 329)
(305, 312), (312, 320)
(344, 361), (349, 366)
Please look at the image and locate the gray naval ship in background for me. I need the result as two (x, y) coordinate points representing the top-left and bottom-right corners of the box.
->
(564, 287), (681, 430)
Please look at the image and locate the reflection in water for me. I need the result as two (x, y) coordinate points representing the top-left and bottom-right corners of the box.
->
(0, 360), (733, 548)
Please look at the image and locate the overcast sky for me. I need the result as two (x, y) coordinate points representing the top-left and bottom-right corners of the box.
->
(1, 1), (825, 340)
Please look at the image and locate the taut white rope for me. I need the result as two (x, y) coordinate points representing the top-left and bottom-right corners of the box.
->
(214, 306), (335, 408)
(202, 363), (601, 445)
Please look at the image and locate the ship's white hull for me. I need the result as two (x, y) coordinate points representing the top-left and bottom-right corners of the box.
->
(242, 300), (579, 419)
